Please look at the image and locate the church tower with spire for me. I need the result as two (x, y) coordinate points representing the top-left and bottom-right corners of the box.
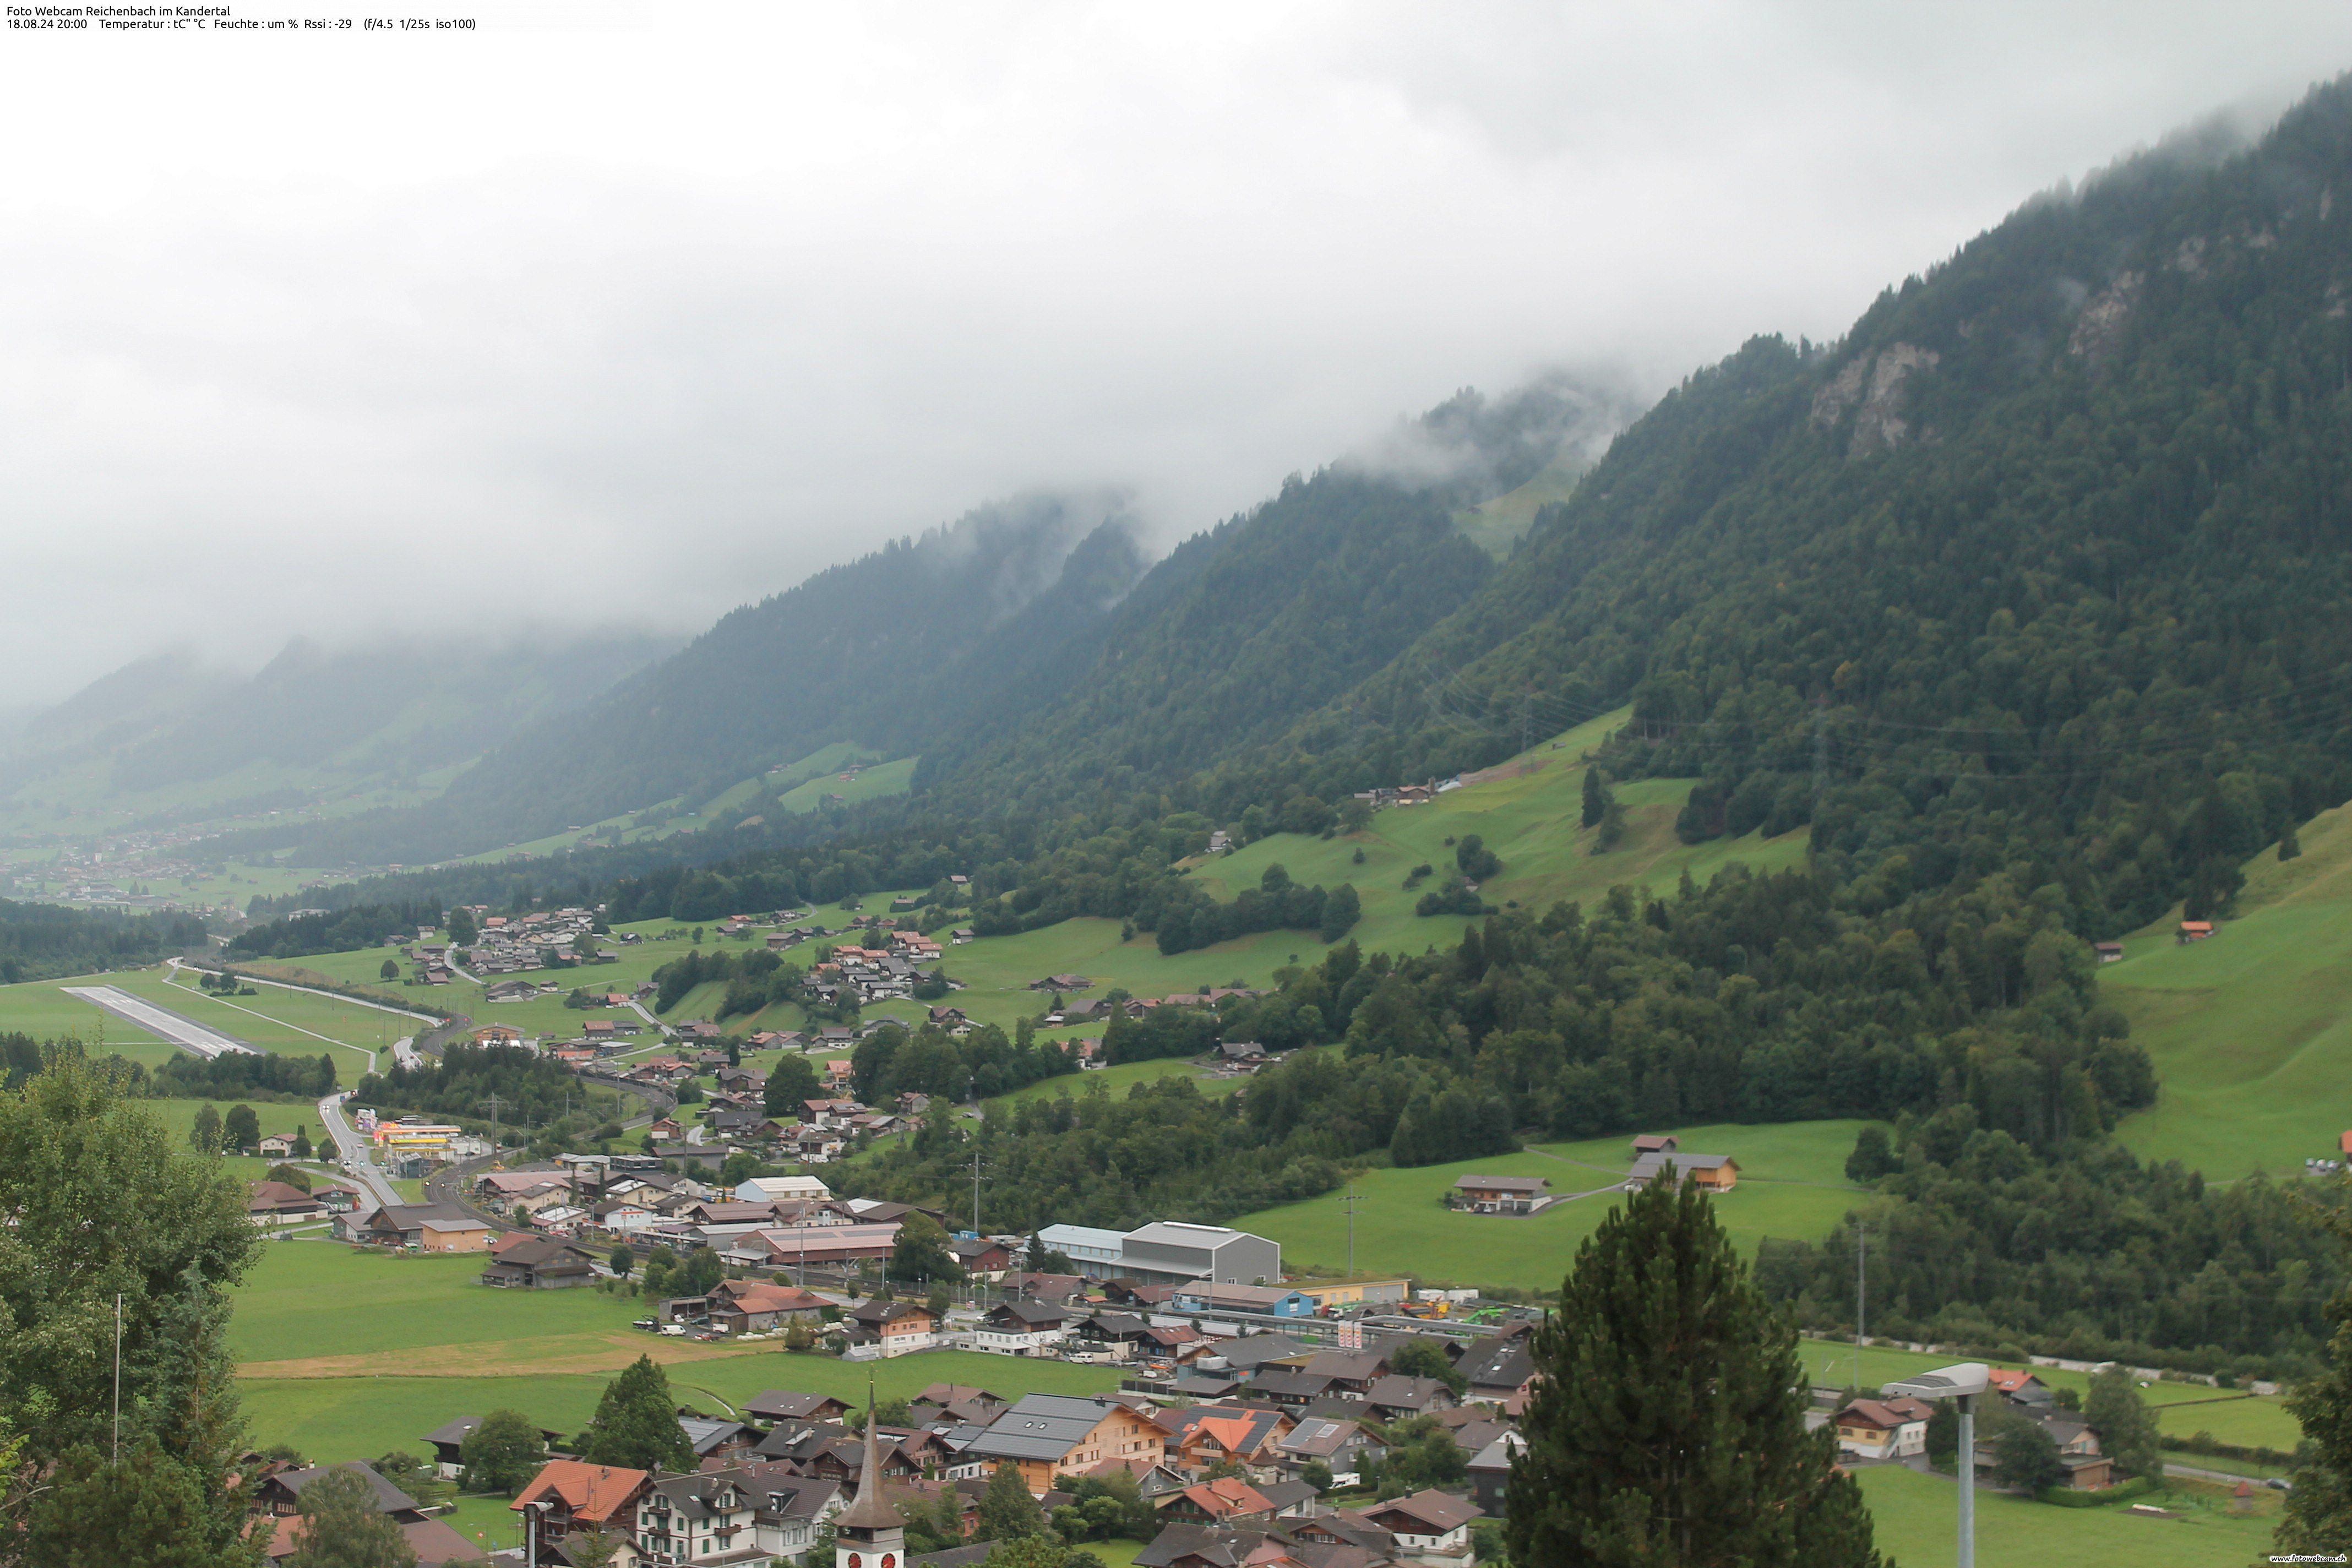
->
(834, 1384), (905, 1568)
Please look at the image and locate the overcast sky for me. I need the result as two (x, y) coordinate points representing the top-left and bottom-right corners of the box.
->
(2, 2), (2347, 705)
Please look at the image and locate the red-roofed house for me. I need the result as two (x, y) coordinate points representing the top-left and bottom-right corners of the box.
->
(511, 1459), (653, 1558)
(1156, 1477), (1277, 1525)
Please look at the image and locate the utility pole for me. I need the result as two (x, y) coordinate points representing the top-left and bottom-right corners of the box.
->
(478, 1092), (505, 1151)
(1855, 1222), (1866, 1392)
(972, 1150), (983, 1235)
(1340, 1185), (1363, 1277)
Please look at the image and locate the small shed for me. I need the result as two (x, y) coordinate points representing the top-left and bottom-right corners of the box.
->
(2093, 942), (2125, 964)
(2178, 921), (2215, 944)
(1632, 1134), (1679, 1155)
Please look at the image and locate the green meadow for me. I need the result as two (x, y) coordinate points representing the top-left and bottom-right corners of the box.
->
(1852, 1463), (2274, 1568)
(2110, 802), (2352, 1179)
(1234, 1119), (1870, 1293)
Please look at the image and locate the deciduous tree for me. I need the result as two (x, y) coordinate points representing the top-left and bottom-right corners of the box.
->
(576, 1355), (692, 1473)
(287, 1466), (417, 1568)
(458, 1408), (545, 1495)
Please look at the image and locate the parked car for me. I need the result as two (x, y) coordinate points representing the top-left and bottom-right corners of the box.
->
(658, 1324), (688, 1337)
(632, 1319), (659, 1331)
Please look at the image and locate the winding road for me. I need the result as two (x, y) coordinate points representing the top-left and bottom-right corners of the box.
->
(317, 1090), (401, 1210)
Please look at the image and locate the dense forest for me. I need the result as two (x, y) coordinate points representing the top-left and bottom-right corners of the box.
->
(225, 900), (440, 960)
(848, 1019), (1080, 1103)
(1757, 1110), (2350, 1379)
(352, 1042), (622, 1133)
(1210, 85), (2352, 943)
(156, 1049), (339, 1102)
(0, 898), (208, 985)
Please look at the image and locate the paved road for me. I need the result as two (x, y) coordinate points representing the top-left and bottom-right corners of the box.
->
(317, 1091), (400, 1210)
(62, 984), (255, 1059)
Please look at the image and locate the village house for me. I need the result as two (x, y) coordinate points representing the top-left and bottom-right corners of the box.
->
(357, 1202), (492, 1253)
(957, 1393), (1168, 1496)
(511, 1460), (655, 1559)
(1831, 1397), (1934, 1460)
(420, 1415), (566, 1481)
(1453, 1174), (1550, 1215)
(747, 1389), (854, 1424)
(846, 1297), (939, 1355)
(1358, 1489), (1481, 1554)
(635, 1467), (762, 1564)
(247, 1180), (328, 1227)
(1272, 1415), (1387, 1484)
(1156, 1477), (1278, 1526)
(976, 1298), (1072, 1355)
(480, 1235), (600, 1289)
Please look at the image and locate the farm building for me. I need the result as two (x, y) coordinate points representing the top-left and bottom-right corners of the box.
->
(1453, 1175), (1550, 1214)
(1625, 1152), (1739, 1192)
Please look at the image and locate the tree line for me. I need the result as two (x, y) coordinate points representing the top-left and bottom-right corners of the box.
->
(0, 897), (208, 985)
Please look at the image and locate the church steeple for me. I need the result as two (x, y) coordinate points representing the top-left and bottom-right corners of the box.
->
(834, 1380), (905, 1568)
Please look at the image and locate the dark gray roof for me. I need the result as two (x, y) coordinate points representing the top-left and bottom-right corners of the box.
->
(1366, 1375), (1452, 1411)
(272, 1462), (419, 1516)
(748, 1390), (848, 1421)
(679, 1416), (760, 1455)
(420, 1416), (480, 1448)
(1212, 1336), (1314, 1370)
(961, 1395), (1127, 1462)
(1277, 1417), (1380, 1458)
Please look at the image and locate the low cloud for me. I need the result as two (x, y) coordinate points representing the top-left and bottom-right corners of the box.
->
(1, 3), (2345, 701)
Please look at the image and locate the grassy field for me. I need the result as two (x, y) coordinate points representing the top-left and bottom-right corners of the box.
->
(776, 755), (919, 815)
(1191, 710), (1806, 971)
(2109, 803), (2352, 1179)
(1235, 1119), (1870, 1293)
(1852, 1463), (2274, 1567)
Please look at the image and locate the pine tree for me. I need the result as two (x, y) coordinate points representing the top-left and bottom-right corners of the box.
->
(1506, 1172), (1885, 1568)
(576, 1355), (693, 1473)
(2282, 827), (2304, 862)
(1581, 766), (1609, 828)
(287, 1464), (418, 1567)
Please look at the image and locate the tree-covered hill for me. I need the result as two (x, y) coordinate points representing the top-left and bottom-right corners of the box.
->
(1216, 78), (2352, 940)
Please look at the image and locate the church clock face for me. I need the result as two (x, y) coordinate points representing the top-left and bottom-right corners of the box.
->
(883, 1556), (897, 1567)
(848, 1554), (862, 1567)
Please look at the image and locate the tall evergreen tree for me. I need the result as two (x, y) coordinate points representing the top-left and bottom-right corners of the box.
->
(576, 1355), (692, 1473)
(222, 1104), (260, 1154)
(190, 1101), (222, 1153)
(1581, 766), (1609, 828)
(1506, 1172), (1884, 1568)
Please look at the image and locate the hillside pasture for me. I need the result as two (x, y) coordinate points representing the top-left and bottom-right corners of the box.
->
(2110, 803), (2352, 1179)
(1234, 1119), (1869, 1293)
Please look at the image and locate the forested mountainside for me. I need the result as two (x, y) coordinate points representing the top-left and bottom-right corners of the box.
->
(912, 473), (1490, 813)
(911, 380), (1634, 815)
(1210, 83), (2352, 941)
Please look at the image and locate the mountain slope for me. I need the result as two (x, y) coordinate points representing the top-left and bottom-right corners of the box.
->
(0, 633), (676, 843)
(1235, 79), (2352, 939)
(372, 492), (1149, 856)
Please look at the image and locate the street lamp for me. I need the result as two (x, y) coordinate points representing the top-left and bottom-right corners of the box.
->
(1882, 1362), (1990, 1568)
